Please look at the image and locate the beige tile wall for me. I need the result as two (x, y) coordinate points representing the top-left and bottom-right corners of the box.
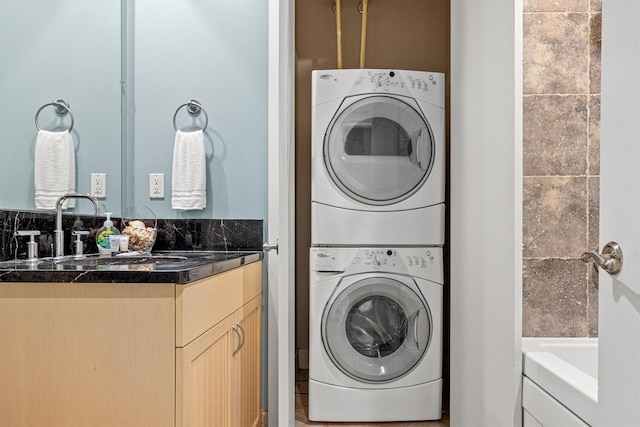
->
(523, 0), (601, 337)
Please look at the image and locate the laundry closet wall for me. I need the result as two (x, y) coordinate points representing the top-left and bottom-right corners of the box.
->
(295, 0), (450, 359)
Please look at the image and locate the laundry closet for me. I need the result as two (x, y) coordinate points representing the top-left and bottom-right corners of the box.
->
(294, 0), (450, 422)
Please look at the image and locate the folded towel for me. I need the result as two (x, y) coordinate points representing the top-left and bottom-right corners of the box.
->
(34, 130), (76, 210)
(171, 130), (206, 210)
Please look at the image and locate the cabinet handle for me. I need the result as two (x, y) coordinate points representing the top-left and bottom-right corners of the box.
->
(237, 322), (246, 351)
(232, 325), (242, 356)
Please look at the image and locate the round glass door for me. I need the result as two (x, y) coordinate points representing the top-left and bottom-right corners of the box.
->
(324, 95), (435, 205)
(322, 276), (432, 383)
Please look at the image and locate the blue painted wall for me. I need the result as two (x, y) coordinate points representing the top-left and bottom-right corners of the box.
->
(0, 1), (121, 213)
(130, 0), (268, 220)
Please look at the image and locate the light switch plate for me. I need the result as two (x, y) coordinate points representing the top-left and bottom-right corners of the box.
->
(150, 173), (164, 198)
(91, 173), (106, 198)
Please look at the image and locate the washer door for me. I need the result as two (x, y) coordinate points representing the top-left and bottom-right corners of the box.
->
(322, 275), (432, 383)
(324, 95), (435, 205)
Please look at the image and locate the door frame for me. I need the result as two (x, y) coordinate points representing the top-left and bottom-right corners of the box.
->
(269, 0), (524, 425)
(449, 0), (523, 426)
(267, 0), (296, 425)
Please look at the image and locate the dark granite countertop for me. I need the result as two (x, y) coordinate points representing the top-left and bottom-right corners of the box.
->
(0, 250), (263, 284)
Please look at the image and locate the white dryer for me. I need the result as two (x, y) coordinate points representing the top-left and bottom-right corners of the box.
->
(311, 69), (445, 246)
(308, 247), (443, 422)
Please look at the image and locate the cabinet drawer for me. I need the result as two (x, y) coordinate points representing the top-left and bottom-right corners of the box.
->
(176, 261), (262, 347)
(176, 268), (242, 347)
(242, 260), (262, 303)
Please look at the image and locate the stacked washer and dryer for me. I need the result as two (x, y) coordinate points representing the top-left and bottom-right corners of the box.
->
(309, 69), (446, 422)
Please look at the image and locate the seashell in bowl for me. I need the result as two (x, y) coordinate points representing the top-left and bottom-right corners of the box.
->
(121, 205), (158, 253)
(122, 223), (157, 252)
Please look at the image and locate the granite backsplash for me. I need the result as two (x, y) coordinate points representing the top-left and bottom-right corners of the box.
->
(0, 209), (263, 261)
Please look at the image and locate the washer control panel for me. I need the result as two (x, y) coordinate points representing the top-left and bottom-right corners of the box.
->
(310, 247), (443, 284)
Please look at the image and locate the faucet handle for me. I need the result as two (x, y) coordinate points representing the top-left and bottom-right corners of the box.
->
(15, 230), (41, 261)
(16, 230), (41, 237)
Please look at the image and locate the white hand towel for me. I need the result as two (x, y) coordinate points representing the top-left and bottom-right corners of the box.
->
(34, 130), (76, 210)
(171, 130), (206, 210)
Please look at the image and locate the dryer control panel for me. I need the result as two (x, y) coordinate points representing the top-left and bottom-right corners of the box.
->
(312, 69), (445, 110)
(310, 247), (443, 284)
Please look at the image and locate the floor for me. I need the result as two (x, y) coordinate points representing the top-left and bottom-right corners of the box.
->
(295, 370), (450, 427)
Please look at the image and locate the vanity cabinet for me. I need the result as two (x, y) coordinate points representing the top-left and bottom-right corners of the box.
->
(0, 260), (262, 427)
(176, 261), (262, 427)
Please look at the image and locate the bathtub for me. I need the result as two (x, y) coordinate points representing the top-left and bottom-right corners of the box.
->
(522, 337), (598, 427)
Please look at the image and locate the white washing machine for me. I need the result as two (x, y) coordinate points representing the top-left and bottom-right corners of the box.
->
(308, 246), (443, 422)
(311, 69), (445, 246)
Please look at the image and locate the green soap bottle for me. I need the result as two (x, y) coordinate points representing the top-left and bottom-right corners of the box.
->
(96, 212), (120, 254)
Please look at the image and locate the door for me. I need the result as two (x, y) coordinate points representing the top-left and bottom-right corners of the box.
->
(176, 314), (235, 427)
(267, 0), (295, 425)
(322, 275), (432, 382)
(232, 299), (262, 427)
(324, 95), (435, 205)
(597, 2), (640, 425)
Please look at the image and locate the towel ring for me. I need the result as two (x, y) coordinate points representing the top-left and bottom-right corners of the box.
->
(35, 99), (74, 132)
(173, 100), (208, 132)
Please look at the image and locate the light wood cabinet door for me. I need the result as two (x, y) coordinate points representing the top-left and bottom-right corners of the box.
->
(176, 311), (239, 427)
(177, 296), (262, 427)
(232, 297), (262, 427)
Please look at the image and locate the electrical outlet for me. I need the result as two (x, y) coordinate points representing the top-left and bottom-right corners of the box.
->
(91, 173), (106, 198)
(150, 173), (164, 198)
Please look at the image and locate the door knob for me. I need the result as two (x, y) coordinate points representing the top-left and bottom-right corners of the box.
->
(263, 240), (279, 254)
(581, 241), (623, 275)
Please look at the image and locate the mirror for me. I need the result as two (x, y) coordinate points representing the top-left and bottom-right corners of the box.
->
(0, 1), (268, 221)
(0, 0), (122, 213)
(124, 0), (268, 220)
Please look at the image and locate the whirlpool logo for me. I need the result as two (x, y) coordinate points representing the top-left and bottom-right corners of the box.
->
(319, 74), (336, 81)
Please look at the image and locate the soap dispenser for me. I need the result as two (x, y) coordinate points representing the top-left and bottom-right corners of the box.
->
(96, 212), (120, 255)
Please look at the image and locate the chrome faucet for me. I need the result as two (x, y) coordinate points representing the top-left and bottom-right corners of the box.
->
(54, 193), (100, 259)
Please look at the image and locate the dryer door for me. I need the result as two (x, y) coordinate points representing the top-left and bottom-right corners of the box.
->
(321, 275), (432, 383)
(324, 95), (435, 206)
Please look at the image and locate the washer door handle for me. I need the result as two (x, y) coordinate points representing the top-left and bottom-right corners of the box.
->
(407, 309), (424, 350)
(410, 127), (429, 170)
(415, 310), (420, 348)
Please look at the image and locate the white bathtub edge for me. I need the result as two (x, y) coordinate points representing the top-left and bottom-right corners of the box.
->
(522, 338), (598, 427)
(523, 377), (589, 427)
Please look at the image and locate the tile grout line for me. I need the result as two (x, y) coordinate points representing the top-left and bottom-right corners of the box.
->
(586, 7), (598, 337)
